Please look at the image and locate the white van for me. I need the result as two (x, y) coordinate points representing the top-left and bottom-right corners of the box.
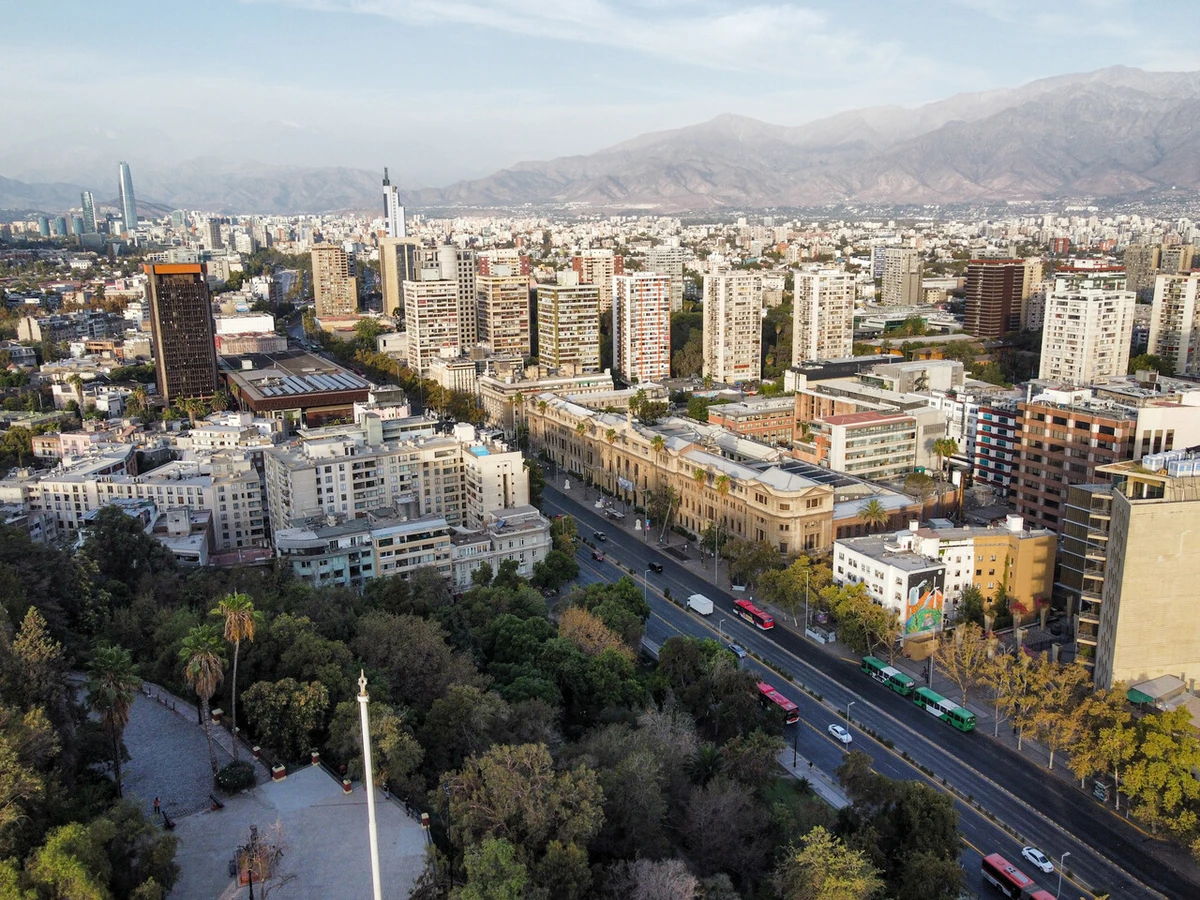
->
(686, 594), (714, 616)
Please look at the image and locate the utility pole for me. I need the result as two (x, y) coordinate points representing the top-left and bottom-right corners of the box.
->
(357, 671), (383, 900)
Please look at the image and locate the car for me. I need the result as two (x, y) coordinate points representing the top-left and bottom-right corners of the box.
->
(591, 551), (605, 562)
(593, 531), (607, 541)
(827, 724), (852, 744)
(648, 562), (663, 573)
(726, 643), (747, 659)
(1021, 847), (1054, 874)
(554, 513), (564, 520)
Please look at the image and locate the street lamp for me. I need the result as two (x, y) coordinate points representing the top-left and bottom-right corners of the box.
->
(846, 700), (856, 725)
(1055, 852), (1070, 899)
(718, 618), (726, 641)
(643, 569), (651, 604)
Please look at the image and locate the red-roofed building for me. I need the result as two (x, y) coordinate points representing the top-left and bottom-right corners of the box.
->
(797, 410), (918, 481)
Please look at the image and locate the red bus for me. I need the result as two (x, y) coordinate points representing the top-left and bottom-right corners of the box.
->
(733, 599), (774, 630)
(980, 854), (1035, 899)
(1027, 892), (1056, 900)
(757, 681), (799, 724)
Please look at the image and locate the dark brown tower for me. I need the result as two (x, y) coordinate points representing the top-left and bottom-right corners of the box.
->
(145, 263), (220, 402)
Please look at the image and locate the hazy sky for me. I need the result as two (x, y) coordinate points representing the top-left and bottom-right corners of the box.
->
(4, 0), (1199, 187)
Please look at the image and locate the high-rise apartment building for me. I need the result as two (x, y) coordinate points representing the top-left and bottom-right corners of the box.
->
(613, 273), (671, 384)
(1122, 244), (1160, 299)
(793, 269), (855, 362)
(404, 278), (461, 375)
(117, 161), (137, 236)
(1158, 243), (1194, 275)
(382, 168), (405, 238)
(573, 250), (624, 312)
(537, 282), (600, 374)
(646, 246), (685, 312)
(964, 259), (1037, 338)
(145, 263), (220, 402)
(1148, 273), (1200, 374)
(1038, 272), (1134, 384)
(881, 248), (922, 306)
(477, 274), (531, 358)
(202, 218), (222, 251)
(311, 244), (359, 319)
(702, 271), (762, 383)
(79, 191), (97, 234)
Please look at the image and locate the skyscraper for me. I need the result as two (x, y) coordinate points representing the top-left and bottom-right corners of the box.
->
(311, 245), (359, 319)
(79, 191), (98, 234)
(145, 263), (220, 402)
(118, 161), (137, 236)
(537, 281), (600, 374)
(203, 218), (222, 250)
(382, 168), (405, 239)
(477, 274), (531, 358)
(573, 250), (624, 313)
(404, 278), (461, 375)
(793, 269), (855, 362)
(964, 259), (1028, 338)
(1038, 272), (1134, 385)
(702, 271), (763, 383)
(881, 248), (922, 306)
(613, 273), (671, 384)
(646, 246), (685, 312)
(1148, 273), (1200, 374)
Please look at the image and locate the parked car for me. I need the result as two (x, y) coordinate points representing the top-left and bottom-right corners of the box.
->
(1021, 847), (1054, 874)
(827, 724), (852, 744)
(593, 531), (607, 541)
(726, 643), (747, 659)
(591, 551), (605, 562)
(648, 562), (663, 573)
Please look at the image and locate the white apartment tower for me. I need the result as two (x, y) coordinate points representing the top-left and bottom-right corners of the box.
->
(477, 274), (531, 358)
(793, 269), (855, 362)
(646, 246), (686, 312)
(1148, 273), (1200, 375)
(882, 248), (923, 306)
(613, 273), (671, 384)
(702, 271), (763, 383)
(537, 282), (601, 374)
(404, 277), (461, 375)
(1038, 273), (1135, 384)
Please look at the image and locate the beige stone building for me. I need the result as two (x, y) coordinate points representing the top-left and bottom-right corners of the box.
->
(525, 397), (834, 554)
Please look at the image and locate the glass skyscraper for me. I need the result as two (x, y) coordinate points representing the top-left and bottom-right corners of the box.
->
(118, 161), (137, 235)
(80, 190), (98, 233)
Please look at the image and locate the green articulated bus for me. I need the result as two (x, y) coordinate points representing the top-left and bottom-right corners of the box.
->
(860, 655), (916, 696)
(912, 687), (976, 732)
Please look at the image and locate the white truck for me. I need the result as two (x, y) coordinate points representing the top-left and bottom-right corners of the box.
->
(686, 593), (714, 616)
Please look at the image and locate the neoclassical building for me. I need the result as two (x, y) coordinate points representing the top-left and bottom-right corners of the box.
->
(524, 395), (834, 555)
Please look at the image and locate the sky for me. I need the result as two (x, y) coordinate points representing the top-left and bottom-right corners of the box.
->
(3, 0), (1200, 188)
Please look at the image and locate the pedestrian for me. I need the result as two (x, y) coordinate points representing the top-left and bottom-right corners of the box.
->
(382, 782), (390, 800)
(403, 797), (411, 815)
(153, 797), (160, 816)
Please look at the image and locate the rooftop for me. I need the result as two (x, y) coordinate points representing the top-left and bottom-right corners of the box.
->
(836, 533), (944, 571)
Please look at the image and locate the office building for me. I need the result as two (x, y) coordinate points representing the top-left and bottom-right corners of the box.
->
(1148, 273), (1200, 374)
(145, 263), (220, 402)
(80, 191), (97, 234)
(311, 244), (359, 319)
(1039, 272), (1134, 384)
(477, 274), (531, 359)
(613, 272), (671, 384)
(378, 237), (417, 317)
(537, 282), (600, 374)
(702, 271), (763, 383)
(118, 161), (137, 236)
(646, 246), (685, 312)
(964, 259), (1031, 338)
(404, 278), (461, 374)
(1085, 455), (1200, 689)
(572, 250), (624, 312)
(382, 167), (405, 238)
(705, 397), (796, 446)
(881, 248), (922, 306)
(202, 218), (222, 250)
(793, 269), (855, 362)
(806, 411), (918, 481)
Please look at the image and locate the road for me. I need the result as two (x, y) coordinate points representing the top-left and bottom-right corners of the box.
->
(544, 481), (1192, 900)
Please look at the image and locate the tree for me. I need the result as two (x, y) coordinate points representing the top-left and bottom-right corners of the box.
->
(976, 647), (1020, 737)
(241, 678), (329, 762)
(524, 458), (545, 507)
(758, 557), (832, 626)
(458, 837), (527, 900)
(932, 437), (959, 474)
(26, 821), (113, 900)
(328, 700), (424, 795)
(1032, 661), (1090, 770)
(179, 624), (226, 778)
(558, 608), (631, 661)
(683, 776), (771, 881)
(418, 685), (511, 778)
(210, 592), (262, 761)
(904, 472), (935, 502)
(772, 826), (883, 900)
(857, 499), (890, 533)
(87, 644), (140, 798)
(1069, 686), (1136, 810)
(956, 584), (986, 627)
(932, 623), (989, 706)
(1123, 706), (1200, 837)
(1128, 353), (1175, 377)
(530, 549), (579, 591)
(352, 612), (482, 713)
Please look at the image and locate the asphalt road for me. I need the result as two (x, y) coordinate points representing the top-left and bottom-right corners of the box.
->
(544, 481), (1192, 900)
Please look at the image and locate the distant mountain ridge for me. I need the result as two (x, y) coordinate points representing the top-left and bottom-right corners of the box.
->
(5, 66), (1200, 215)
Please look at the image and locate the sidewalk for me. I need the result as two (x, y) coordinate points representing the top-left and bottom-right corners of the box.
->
(775, 749), (850, 810)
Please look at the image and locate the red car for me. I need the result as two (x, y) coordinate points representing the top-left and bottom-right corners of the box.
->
(591, 551), (605, 562)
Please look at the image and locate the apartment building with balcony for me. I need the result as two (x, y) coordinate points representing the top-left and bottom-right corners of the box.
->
(805, 411), (918, 481)
(974, 400), (1020, 494)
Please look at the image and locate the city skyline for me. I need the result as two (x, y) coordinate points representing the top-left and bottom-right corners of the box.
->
(4, 1), (1200, 189)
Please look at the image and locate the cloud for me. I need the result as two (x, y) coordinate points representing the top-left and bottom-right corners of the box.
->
(245, 0), (920, 77)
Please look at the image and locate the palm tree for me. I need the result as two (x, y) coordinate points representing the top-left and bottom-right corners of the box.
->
(605, 428), (618, 445)
(576, 421), (588, 437)
(715, 474), (731, 497)
(693, 467), (707, 487)
(858, 498), (890, 534)
(650, 434), (666, 458)
(180, 624), (227, 779)
(537, 399), (548, 414)
(87, 644), (141, 798)
(685, 743), (725, 785)
(210, 592), (262, 762)
(933, 437), (959, 475)
(176, 396), (207, 428)
(68, 373), (85, 410)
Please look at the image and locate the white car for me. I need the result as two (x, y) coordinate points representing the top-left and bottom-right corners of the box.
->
(827, 723), (852, 744)
(1021, 847), (1054, 874)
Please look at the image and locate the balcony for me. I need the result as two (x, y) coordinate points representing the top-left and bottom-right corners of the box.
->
(1079, 609), (1101, 627)
(1082, 566), (1105, 582)
(1080, 587), (1103, 603)
(1077, 629), (1098, 646)
(1086, 529), (1109, 542)
(1085, 549), (1107, 563)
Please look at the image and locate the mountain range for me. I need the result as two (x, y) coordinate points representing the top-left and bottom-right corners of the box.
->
(5, 66), (1200, 215)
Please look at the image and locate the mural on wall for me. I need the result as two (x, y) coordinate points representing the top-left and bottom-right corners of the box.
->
(904, 569), (945, 635)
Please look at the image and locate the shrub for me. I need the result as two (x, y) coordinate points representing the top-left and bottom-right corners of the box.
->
(216, 760), (257, 793)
